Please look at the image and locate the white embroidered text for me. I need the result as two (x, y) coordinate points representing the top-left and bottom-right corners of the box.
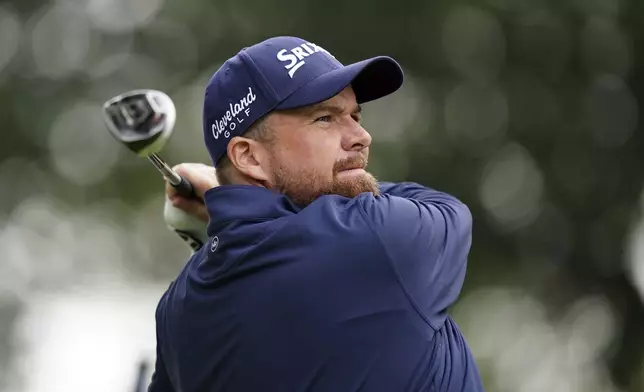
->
(212, 86), (257, 140)
(276, 42), (334, 78)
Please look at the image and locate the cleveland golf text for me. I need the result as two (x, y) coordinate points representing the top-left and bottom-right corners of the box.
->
(212, 87), (257, 139)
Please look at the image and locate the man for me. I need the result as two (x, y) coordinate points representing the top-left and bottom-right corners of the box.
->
(149, 36), (484, 391)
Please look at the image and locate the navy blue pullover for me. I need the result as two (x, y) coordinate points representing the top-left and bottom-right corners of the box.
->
(149, 182), (484, 392)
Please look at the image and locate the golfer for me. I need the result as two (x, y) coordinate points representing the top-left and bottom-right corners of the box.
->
(149, 36), (484, 392)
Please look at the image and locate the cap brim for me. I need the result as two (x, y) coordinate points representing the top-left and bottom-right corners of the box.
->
(275, 56), (404, 110)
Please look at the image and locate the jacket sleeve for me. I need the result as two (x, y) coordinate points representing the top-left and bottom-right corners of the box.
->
(359, 182), (473, 329)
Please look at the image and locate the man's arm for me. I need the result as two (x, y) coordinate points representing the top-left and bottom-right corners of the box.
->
(360, 181), (473, 329)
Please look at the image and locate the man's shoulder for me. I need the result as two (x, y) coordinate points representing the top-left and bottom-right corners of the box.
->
(296, 192), (382, 231)
(223, 193), (384, 256)
(305, 191), (410, 229)
(302, 191), (393, 215)
(294, 191), (421, 242)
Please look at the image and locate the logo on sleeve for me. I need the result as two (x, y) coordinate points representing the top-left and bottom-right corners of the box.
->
(276, 42), (335, 78)
(210, 236), (219, 252)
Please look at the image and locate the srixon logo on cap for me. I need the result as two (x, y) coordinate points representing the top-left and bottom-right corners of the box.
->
(276, 42), (334, 78)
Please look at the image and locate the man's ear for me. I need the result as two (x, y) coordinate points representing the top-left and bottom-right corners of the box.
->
(226, 136), (271, 183)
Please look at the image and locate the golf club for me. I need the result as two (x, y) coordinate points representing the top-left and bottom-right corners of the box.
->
(102, 89), (194, 195)
(102, 89), (206, 252)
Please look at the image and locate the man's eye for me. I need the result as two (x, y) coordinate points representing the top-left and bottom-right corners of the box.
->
(315, 115), (332, 123)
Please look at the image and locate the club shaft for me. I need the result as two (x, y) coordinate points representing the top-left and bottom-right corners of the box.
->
(147, 154), (181, 185)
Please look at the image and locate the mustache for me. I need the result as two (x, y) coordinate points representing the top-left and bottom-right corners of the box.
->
(333, 155), (367, 175)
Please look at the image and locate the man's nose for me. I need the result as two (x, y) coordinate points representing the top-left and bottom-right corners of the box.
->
(342, 122), (372, 152)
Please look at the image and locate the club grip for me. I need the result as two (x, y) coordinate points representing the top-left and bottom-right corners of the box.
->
(173, 175), (196, 198)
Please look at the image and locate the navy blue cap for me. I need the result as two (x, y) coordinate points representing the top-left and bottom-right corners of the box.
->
(202, 36), (404, 166)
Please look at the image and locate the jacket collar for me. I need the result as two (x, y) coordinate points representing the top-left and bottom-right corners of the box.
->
(204, 185), (301, 234)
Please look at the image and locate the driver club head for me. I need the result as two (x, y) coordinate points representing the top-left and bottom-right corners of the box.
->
(102, 89), (176, 157)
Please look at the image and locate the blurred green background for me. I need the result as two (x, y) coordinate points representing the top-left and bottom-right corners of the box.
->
(1, 0), (644, 390)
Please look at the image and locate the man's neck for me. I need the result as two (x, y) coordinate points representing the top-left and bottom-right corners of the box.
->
(227, 171), (270, 189)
